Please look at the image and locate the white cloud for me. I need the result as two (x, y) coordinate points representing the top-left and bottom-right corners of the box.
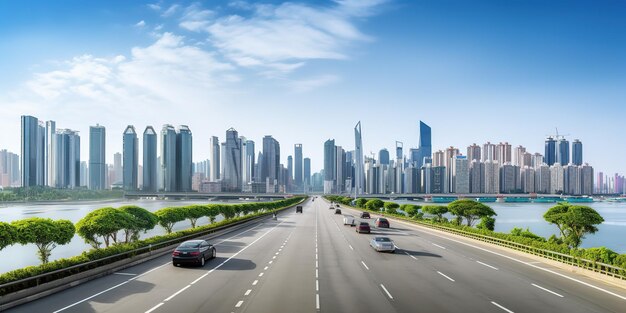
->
(178, 1), (385, 75)
(162, 4), (180, 17)
(135, 20), (146, 27)
(148, 3), (161, 11)
(289, 75), (340, 92)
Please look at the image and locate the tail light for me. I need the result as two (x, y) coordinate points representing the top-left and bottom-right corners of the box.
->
(189, 251), (200, 256)
(173, 251), (180, 256)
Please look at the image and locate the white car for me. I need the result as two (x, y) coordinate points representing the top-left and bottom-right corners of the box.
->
(343, 215), (356, 226)
(370, 237), (395, 253)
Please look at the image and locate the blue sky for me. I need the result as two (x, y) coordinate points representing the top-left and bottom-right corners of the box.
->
(0, 0), (625, 175)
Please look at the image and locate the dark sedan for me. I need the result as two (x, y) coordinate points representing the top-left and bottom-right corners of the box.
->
(356, 222), (371, 234)
(172, 240), (216, 267)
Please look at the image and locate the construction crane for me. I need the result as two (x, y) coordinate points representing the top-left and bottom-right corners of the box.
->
(546, 128), (570, 140)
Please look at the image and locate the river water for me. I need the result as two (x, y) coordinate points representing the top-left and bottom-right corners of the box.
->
(1, 199), (625, 274)
(396, 200), (626, 254)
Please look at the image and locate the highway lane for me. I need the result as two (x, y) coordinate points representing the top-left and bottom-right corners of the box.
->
(329, 199), (626, 313)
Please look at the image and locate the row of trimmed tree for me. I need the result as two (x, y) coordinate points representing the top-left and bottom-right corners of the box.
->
(333, 196), (604, 249)
(0, 198), (302, 265)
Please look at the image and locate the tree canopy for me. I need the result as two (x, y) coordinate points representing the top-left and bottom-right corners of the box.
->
(365, 199), (384, 211)
(76, 207), (135, 248)
(400, 204), (420, 218)
(118, 205), (158, 242)
(154, 207), (187, 234)
(12, 217), (75, 264)
(448, 199), (497, 227)
(544, 203), (604, 248)
(383, 202), (400, 214)
(422, 205), (449, 222)
(0, 222), (17, 251)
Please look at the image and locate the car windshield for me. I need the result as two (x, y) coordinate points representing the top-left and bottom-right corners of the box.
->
(375, 237), (391, 242)
(179, 242), (201, 248)
(378, 218), (388, 222)
(360, 222), (369, 226)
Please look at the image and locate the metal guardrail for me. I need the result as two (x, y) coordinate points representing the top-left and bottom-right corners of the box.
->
(327, 199), (626, 281)
(0, 199), (305, 298)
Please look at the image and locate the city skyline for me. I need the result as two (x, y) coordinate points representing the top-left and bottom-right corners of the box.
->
(0, 0), (625, 175)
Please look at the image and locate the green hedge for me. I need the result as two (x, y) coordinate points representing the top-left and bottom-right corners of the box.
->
(0, 197), (305, 296)
(323, 196), (626, 273)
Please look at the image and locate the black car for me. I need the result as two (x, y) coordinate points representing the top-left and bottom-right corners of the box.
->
(360, 212), (371, 219)
(335, 208), (342, 214)
(296, 205), (303, 213)
(336, 204), (340, 208)
(172, 240), (216, 267)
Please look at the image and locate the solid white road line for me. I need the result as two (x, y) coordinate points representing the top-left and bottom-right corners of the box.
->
(54, 263), (170, 313)
(491, 301), (514, 313)
(391, 218), (626, 301)
(235, 300), (244, 308)
(437, 271), (455, 282)
(477, 261), (498, 270)
(361, 261), (370, 270)
(245, 289), (252, 296)
(432, 243), (446, 249)
(145, 303), (164, 313)
(532, 283), (564, 298)
(164, 285), (190, 302)
(380, 284), (394, 300)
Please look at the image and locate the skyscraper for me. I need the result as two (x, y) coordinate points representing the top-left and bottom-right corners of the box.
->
(176, 125), (193, 192)
(545, 137), (556, 166)
(482, 142), (496, 162)
(336, 146), (345, 193)
(452, 155), (469, 194)
(209, 136), (220, 182)
(54, 129), (80, 188)
(45, 120), (56, 187)
(21, 115), (45, 187)
(143, 126), (157, 192)
(160, 124), (177, 192)
(304, 157), (311, 191)
(467, 144), (481, 162)
(287, 155), (293, 185)
(89, 124), (106, 190)
(572, 139), (583, 166)
(222, 128), (242, 192)
(294, 144), (303, 191)
(469, 160), (484, 193)
(417, 121), (432, 168)
(513, 145), (526, 167)
(323, 139), (336, 194)
(557, 139), (570, 165)
(123, 125), (138, 191)
(496, 142), (512, 164)
(354, 121), (364, 195)
(378, 148), (390, 165)
(242, 139), (255, 188)
(262, 135), (280, 191)
(113, 152), (122, 184)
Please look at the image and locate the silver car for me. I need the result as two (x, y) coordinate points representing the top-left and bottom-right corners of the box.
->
(370, 237), (395, 253)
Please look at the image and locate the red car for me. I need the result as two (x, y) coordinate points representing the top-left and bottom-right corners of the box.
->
(356, 222), (371, 234)
(375, 218), (389, 228)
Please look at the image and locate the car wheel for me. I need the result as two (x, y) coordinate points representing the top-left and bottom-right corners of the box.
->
(212, 248), (216, 259)
(173, 262), (178, 266)
(200, 256), (205, 267)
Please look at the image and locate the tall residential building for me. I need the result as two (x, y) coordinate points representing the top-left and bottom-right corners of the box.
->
(0, 150), (19, 187)
(378, 148), (390, 165)
(304, 157), (311, 191)
(122, 126), (138, 191)
(532, 153), (544, 169)
(467, 144), (481, 162)
(550, 163), (564, 194)
(209, 136), (220, 182)
(323, 139), (336, 194)
(521, 152), (533, 168)
(221, 128), (240, 192)
(354, 121), (364, 195)
(432, 150), (445, 167)
(521, 167), (535, 193)
(287, 155), (293, 191)
(581, 164), (593, 195)
(262, 136), (280, 192)
(572, 139), (583, 166)
(143, 126), (158, 192)
(336, 146), (345, 193)
(45, 120), (56, 187)
(545, 137), (556, 166)
(445, 146), (459, 193)
(500, 164), (518, 193)
(417, 121), (432, 168)
(404, 166), (420, 193)
(557, 139), (570, 165)
(513, 145), (526, 167)
(160, 124), (177, 192)
(482, 142), (496, 162)
(452, 156), (469, 194)
(535, 164), (551, 194)
(484, 160), (500, 194)
(54, 129), (80, 188)
(294, 144), (303, 191)
(431, 166), (446, 194)
(496, 142), (512, 164)
(113, 152), (122, 184)
(176, 125), (193, 192)
(21, 115), (45, 187)
(469, 160), (484, 193)
(80, 161), (88, 187)
(89, 124), (106, 190)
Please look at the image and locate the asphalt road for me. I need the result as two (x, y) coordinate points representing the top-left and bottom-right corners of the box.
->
(6, 198), (626, 313)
